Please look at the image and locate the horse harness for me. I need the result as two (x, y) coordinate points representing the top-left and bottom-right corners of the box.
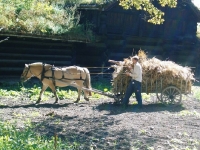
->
(40, 63), (85, 84)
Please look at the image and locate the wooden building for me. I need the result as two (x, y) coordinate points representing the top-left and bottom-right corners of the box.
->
(78, 0), (200, 62)
(0, 0), (200, 79)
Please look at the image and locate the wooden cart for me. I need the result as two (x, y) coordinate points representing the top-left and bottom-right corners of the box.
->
(111, 73), (191, 105)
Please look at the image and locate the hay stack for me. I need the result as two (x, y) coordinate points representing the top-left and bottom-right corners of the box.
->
(109, 50), (195, 96)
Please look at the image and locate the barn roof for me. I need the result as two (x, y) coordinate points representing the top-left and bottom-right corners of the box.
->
(78, 0), (200, 21)
(190, 1), (200, 21)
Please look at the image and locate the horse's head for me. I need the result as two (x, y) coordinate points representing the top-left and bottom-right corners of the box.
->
(20, 64), (32, 82)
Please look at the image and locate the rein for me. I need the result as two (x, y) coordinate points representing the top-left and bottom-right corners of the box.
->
(23, 64), (44, 80)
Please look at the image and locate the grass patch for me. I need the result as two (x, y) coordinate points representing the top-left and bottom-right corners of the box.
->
(0, 120), (80, 150)
(168, 138), (200, 150)
(192, 86), (200, 100)
(29, 111), (41, 117)
(1, 82), (200, 102)
(0, 80), (112, 101)
(178, 110), (200, 117)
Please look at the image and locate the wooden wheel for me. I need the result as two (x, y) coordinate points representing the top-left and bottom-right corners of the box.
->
(156, 92), (162, 102)
(161, 86), (182, 105)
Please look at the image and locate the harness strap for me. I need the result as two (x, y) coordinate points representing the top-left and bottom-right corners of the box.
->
(62, 70), (65, 79)
(52, 66), (56, 86)
(41, 63), (45, 81)
(80, 71), (82, 80)
(42, 66), (86, 81)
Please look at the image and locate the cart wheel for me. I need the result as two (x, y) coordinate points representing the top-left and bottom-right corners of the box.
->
(161, 86), (182, 105)
(156, 93), (162, 102)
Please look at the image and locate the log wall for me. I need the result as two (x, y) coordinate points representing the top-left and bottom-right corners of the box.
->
(0, 36), (74, 79)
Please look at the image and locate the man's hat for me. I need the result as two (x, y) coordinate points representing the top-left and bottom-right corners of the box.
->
(132, 55), (139, 60)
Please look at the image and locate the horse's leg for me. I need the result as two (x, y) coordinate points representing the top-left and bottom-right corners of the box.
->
(48, 83), (59, 104)
(74, 80), (89, 102)
(83, 88), (90, 101)
(36, 84), (48, 104)
(74, 87), (81, 103)
(73, 80), (84, 103)
(80, 82), (89, 101)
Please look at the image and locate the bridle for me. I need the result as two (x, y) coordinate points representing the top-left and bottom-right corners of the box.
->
(22, 65), (30, 79)
(22, 64), (43, 80)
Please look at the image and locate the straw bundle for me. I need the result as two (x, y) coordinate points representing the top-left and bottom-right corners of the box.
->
(109, 50), (195, 95)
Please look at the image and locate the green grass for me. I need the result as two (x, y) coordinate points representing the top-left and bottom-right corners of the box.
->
(1, 81), (200, 103)
(178, 110), (200, 117)
(0, 81), (111, 101)
(0, 120), (79, 150)
(192, 86), (200, 100)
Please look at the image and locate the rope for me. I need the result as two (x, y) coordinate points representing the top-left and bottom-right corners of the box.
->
(0, 37), (9, 43)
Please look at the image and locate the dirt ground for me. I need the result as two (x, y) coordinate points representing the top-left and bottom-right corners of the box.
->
(0, 93), (200, 150)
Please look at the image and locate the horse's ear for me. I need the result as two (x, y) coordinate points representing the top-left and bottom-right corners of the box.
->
(25, 64), (28, 67)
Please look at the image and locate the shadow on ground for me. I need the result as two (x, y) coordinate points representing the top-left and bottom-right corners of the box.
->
(95, 102), (186, 115)
(0, 103), (70, 109)
(32, 113), (161, 150)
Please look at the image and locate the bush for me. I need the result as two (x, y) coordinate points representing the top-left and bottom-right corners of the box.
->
(0, 0), (80, 35)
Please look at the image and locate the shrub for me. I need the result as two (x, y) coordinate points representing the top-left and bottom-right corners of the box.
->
(0, 0), (80, 35)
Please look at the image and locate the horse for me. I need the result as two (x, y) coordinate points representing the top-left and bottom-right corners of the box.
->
(20, 62), (92, 104)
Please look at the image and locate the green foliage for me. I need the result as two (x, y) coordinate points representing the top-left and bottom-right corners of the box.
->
(0, 121), (78, 150)
(192, 86), (200, 100)
(0, 81), (113, 101)
(56, 88), (78, 100)
(0, 0), (95, 40)
(178, 110), (200, 117)
(67, 22), (96, 42)
(119, 0), (177, 24)
(92, 79), (112, 92)
(65, 0), (114, 4)
(0, 0), (80, 34)
(0, 82), (22, 98)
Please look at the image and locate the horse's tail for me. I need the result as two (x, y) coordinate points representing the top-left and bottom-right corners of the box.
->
(83, 67), (92, 96)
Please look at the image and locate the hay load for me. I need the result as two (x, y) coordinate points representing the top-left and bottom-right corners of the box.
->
(109, 50), (195, 96)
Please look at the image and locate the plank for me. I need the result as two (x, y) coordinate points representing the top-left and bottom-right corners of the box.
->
(0, 53), (72, 60)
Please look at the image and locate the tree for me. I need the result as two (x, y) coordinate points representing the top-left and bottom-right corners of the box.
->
(119, 0), (177, 24)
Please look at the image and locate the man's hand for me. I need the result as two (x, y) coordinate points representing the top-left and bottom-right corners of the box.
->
(126, 72), (131, 76)
(127, 65), (132, 70)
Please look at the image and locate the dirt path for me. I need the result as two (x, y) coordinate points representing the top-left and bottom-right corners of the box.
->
(0, 96), (200, 150)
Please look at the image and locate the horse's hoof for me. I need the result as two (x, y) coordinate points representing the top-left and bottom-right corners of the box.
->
(35, 101), (40, 105)
(54, 100), (59, 104)
(74, 99), (80, 103)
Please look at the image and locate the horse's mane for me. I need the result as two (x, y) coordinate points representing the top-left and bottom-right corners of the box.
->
(29, 62), (52, 67)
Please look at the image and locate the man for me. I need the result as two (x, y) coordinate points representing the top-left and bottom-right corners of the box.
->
(122, 55), (143, 108)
